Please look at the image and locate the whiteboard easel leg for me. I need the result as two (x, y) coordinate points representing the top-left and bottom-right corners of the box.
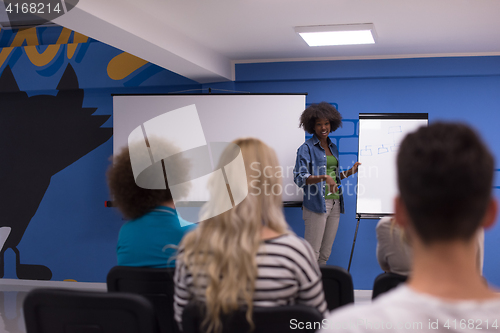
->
(347, 217), (361, 272)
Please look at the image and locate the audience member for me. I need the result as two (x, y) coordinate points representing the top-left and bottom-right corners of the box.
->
(107, 141), (195, 268)
(174, 138), (327, 332)
(321, 122), (499, 332)
(376, 216), (412, 276)
(377, 217), (484, 275)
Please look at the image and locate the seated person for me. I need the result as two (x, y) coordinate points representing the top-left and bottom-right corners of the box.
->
(107, 142), (195, 268)
(376, 216), (412, 276)
(376, 217), (484, 276)
(174, 138), (327, 332)
(321, 123), (500, 332)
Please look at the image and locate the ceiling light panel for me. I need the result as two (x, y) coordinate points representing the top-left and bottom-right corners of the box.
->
(295, 23), (376, 46)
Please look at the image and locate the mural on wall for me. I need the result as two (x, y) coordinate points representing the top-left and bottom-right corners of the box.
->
(0, 26), (200, 282)
(0, 63), (112, 280)
(0, 26), (171, 88)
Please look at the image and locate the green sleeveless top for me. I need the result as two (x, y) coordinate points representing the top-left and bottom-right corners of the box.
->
(325, 155), (339, 200)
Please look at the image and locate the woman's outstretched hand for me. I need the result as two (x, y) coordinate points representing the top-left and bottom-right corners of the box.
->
(351, 162), (361, 174)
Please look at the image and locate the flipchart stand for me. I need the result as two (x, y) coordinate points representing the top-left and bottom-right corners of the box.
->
(347, 214), (388, 272)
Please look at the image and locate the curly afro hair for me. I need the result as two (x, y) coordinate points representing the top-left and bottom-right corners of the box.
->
(299, 102), (342, 134)
(107, 146), (173, 220)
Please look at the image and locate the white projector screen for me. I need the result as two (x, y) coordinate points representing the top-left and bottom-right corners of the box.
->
(113, 94), (306, 203)
(356, 113), (428, 217)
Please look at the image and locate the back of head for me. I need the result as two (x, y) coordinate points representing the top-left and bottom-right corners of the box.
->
(107, 144), (173, 220)
(232, 137), (285, 221)
(397, 122), (494, 244)
(193, 137), (288, 241)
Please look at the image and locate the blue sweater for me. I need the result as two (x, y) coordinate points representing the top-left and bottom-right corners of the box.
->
(117, 206), (196, 268)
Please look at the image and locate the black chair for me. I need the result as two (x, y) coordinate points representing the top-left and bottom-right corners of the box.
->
(106, 266), (177, 333)
(372, 272), (408, 299)
(23, 288), (159, 333)
(182, 302), (323, 333)
(320, 265), (354, 310)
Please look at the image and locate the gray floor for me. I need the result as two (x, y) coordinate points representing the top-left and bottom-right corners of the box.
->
(0, 279), (372, 333)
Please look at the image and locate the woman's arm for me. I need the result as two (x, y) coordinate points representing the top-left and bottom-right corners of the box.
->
(297, 275), (328, 317)
(173, 254), (192, 330)
(294, 144), (338, 192)
(296, 239), (329, 317)
(293, 145), (312, 188)
(307, 175), (338, 194)
(305, 174), (329, 184)
(340, 162), (361, 180)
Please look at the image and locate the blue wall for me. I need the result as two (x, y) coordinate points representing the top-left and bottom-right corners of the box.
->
(204, 56), (500, 289)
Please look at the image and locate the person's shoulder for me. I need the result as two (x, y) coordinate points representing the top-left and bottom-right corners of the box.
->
(320, 286), (415, 332)
(305, 136), (315, 143)
(403, 288), (500, 316)
(327, 137), (338, 148)
(297, 139), (312, 152)
(177, 215), (196, 228)
(320, 302), (374, 332)
(305, 136), (320, 148)
(264, 233), (316, 260)
(122, 210), (158, 226)
(376, 217), (393, 230)
(266, 233), (309, 249)
(119, 216), (142, 231)
(322, 287), (500, 332)
(377, 216), (393, 225)
(181, 222), (197, 234)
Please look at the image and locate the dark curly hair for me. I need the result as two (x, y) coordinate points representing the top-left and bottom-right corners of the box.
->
(107, 146), (173, 220)
(299, 102), (342, 134)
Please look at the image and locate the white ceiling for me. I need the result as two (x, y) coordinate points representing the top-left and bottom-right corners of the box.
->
(53, 0), (500, 83)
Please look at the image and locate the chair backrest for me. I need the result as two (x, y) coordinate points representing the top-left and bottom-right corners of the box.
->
(319, 265), (354, 310)
(372, 272), (408, 299)
(106, 266), (176, 333)
(182, 302), (324, 333)
(23, 288), (159, 333)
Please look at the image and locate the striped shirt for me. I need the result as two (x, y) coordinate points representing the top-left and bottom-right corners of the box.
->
(174, 233), (328, 327)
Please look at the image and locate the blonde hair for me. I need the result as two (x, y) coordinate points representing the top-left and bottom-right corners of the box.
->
(178, 138), (289, 333)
